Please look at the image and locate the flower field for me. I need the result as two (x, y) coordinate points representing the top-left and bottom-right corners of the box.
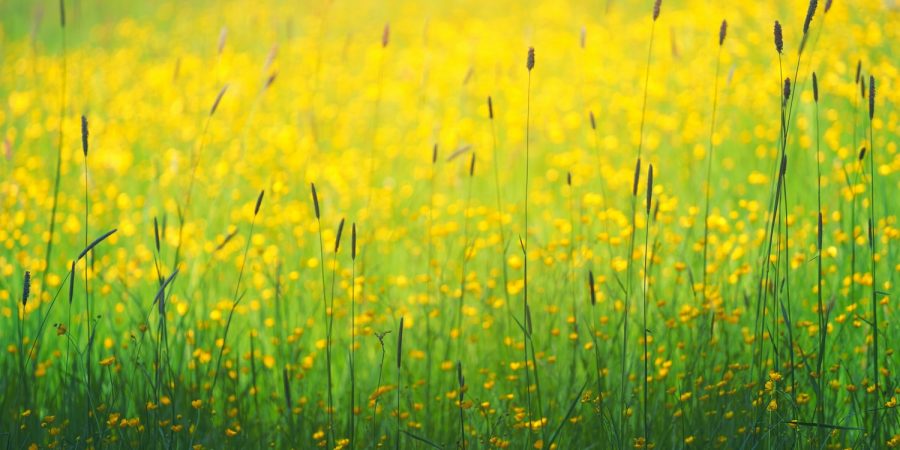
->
(1, 0), (898, 448)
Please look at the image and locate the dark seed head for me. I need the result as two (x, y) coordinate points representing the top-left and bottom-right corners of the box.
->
(153, 217), (161, 252)
(81, 115), (89, 157)
(526, 47), (535, 71)
(824, 0), (833, 12)
(589, 110), (596, 130)
(351, 223), (357, 260)
(632, 158), (642, 197)
(860, 76), (866, 99)
(310, 183), (320, 219)
(397, 317), (404, 368)
(817, 212), (823, 250)
(588, 271), (596, 306)
(812, 72), (819, 103)
(803, 0), (818, 35)
(457, 361), (465, 389)
(869, 75), (875, 120)
(774, 21), (784, 54)
(858, 146), (867, 161)
(652, 0), (662, 21)
(719, 20), (727, 46)
(855, 60), (861, 84)
(210, 84), (229, 116)
(487, 96), (494, 120)
(265, 72), (277, 89)
(68, 261), (75, 304)
(566, 171), (571, 187)
(783, 77), (792, 103)
(382, 23), (390, 48)
(469, 153), (476, 177)
(432, 144), (438, 164)
(646, 165), (654, 215)
(254, 190), (265, 216)
(334, 218), (345, 253)
(22, 271), (31, 307)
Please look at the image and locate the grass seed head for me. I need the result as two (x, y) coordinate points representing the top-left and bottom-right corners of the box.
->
(68, 261), (75, 304)
(153, 217), (161, 252)
(653, 0), (662, 21)
(210, 84), (229, 116)
(589, 271), (596, 306)
(812, 72), (819, 102)
(22, 271), (31, 307)
(803, 0), (818, 35)
(81, 115), (88, 156)
(855, 60), (862, 84)
(334, 218), (345, 253)
(632, 158), (642, 197)
(774, 21), (783, 54)
(382, 23), (390, 47)
(254, 190), (265, 216)
(646, 164), (654, 215)
(869, 75), (875, 119)
(311, 183), (320, 219)
(527, 47), (535, 71)
(783, 77), (791, 103)
(589, 110), (596, 130)
(719, 20), (727, 46)
(858, 146), (866, 161)
(397, 317), (404, 368)
(469, 153), (476, 177)
(351, 223), (357, 260)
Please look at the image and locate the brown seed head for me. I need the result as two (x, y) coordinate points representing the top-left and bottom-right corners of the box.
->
(81, 115), (89, 157)
(774, 21), (783, 54)
(527, 47), (535, 71)
(653, 0), (662, 21)
(719, 20), (727, 46)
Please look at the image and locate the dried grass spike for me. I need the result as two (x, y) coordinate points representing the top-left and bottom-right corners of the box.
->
(81, 115), (88, 156)
(774, 21), (783, 54)
(803, 0), (818, 35)
(588, 271), (596, 306)
(719, 20), (727, 46)
(397, 317), (404, 368)
(812, 72), (819, 102)
(869, 75), (875, 120)
(254, 190), (265, 216)
(527, 47), (535, 71)
(311, 183), (320, 219)
(22, 271), (31, 307)
(632, 158), (642, 197)
(653, 0), (662, 21)
(334, 218), (345, 253)
(210, 84), (229, 116)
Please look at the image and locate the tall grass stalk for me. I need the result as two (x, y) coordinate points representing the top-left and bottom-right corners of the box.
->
(349, 222), (358, 445)
(42, 0), (68, 325)
(866, 74), (879, 446)
(624, 3), (661, 443)
(176, 84), (229, 269)
(204, 190), (264, 442)
(811, 72), (828, 444)
(456, 153), (476, 354)
(396, 316), (404, 450)
(523, 47), (535, 446)
(702, 20), (726, 335)
(641, 165), (654, 448)
(310, 182), (336, 447)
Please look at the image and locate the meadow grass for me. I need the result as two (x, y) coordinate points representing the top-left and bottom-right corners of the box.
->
(1, 0), (899, 449)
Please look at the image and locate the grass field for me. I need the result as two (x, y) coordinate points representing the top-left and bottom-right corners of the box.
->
(1, 0), (899, 448)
